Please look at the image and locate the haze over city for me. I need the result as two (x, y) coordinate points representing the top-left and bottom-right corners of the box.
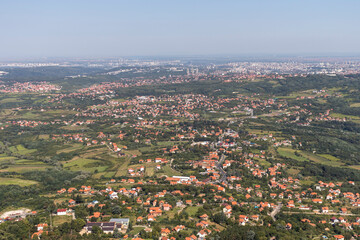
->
(1, 0), (360, 59)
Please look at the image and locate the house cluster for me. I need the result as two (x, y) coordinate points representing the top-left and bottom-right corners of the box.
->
(81, 218), (130, 235)
(0, 82), (61, 93)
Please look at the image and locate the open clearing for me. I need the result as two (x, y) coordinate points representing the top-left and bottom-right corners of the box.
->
(53, 215), (73, 226)
(0, 177), (38, 186)
(277, 147), (344, 167)
(330, 113), (360, 123)
(9, 144), (37, 155)
(350, 102), (360, 108)
(63, 158), (109, 173)
(185, 206), (200, 216)
(0, 165), (49, 173)
(157, 165), (181, 177)
(56, 144), (84, 154)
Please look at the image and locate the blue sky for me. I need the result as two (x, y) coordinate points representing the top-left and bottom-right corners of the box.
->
(0, 0), (359, 58)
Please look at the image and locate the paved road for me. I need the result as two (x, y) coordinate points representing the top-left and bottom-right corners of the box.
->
(216, 154), (227, 183)
(177, 205), (186, 214)
(283, 211), (357, 216)
(270, 203), (283, 221)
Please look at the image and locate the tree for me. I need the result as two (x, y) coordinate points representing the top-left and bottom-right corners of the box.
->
(111, 205), (122, 215)
(91, 225), (102, 235)
(113, 228), (122, 238)
(213, 212), (227, 224)
(246, 230), (256, 240)
(71, 219), (86, 232)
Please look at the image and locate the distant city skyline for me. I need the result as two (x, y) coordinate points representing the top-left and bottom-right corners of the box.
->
(0, 0), (359, 59)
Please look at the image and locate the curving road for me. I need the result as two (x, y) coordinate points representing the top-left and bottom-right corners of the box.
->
(270, 203), (283, 221)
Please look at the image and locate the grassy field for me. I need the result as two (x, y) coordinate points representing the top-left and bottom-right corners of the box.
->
(0, 97), (24, 104)
(287, 167), (301, 176)
(350, 102), (360, 108)
(38, 134), (50, 140)
(157, 141), (181, 147)
(52, 215), (72, 226)
(145, 167), (155, 177)
(330, 113), (360, 123)
(63, 158), (109, 173)
(277, 147), (345, 167)
(185, 206), (199, 216)
(348, 165), (360, 170)
(166, 207), (181, 219)
(300, 178), (315, 186)
(256, 158), (272, 168)
(17, 111), (42, 119)
(0, 177), (38, 186)
(157, 165), (181, 177)
(277, 148), (309, 162)
(9, 144), (37, 155)
(0, 165), (49, 173)
(318, 154), (341, 162)
(15, 159), (46, 165)
(56, 144), (84, 154)
(246, 129), (281, 135)
(61, 125), (90, 131)
(115, 156), (132, 177)
(301, 151), (344, 167)
(129, 227), (145, 235)
(0, 151), (50, 175)
(0, 156), (17, 163)
(276, 89), (319, 99)
(59, 147), (119, 174)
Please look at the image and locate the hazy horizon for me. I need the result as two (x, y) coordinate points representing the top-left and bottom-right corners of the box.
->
(1, 0), (359, 59)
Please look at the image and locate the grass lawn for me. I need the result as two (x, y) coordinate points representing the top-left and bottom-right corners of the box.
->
(93, 171), (117, 179)
(301, 152), (344, 167)
(56, 144), (83, 154)
(38, 134), (50, 140)
(330, 113), (360, 123)
(52, 215), (72, 227)
(115, 156), (132, 177)
(300, 178), (315, 186)
(185, 206), (199, 217)
(157, 141), (180, 147)
(277, 148), (344, 167)
(63, 158), (109, 173)
(277, 148), (309, 162)
(145, 167), (155, 177)
(0, 177), (38, 187)
(257, 158), (272, 168)
(124, 149), (142, 156)
(61, 125), (90, 131)
(15, 159), (46, 165)
(348, 165), (360, 170)
(287, 167), (301, 176)
(0, 156), (17, 163)
(246, 129), (280, 135)
(129, 227), (144, 235)
(166, 207), (181, 219)
(156, 165), (181, 177)
(54, 198), (70, 205)
(318, 154), (341, 162)
(18, 111), (42, 119)
(0, 97), (24, 104)
(350, 102), (360, 108)
(9, 144), (37, 155)
(0, 165), (49, 173)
